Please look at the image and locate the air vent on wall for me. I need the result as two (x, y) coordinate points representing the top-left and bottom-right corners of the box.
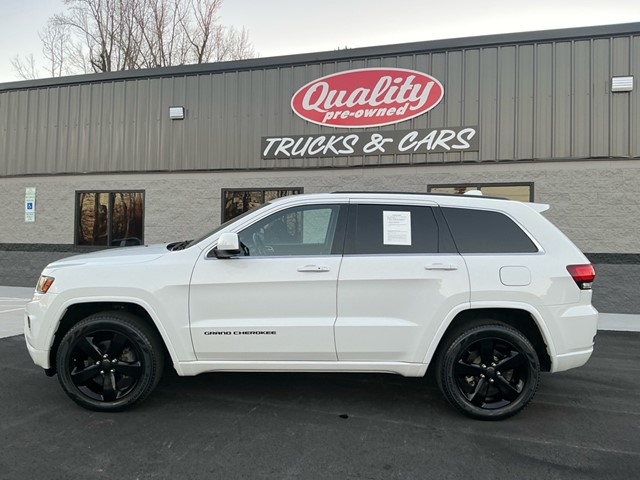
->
(169, 106), (185, 119)
(611, 76), (633, 92)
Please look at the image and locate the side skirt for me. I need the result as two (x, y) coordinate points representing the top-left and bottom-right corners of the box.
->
(173, 360), (428, 377)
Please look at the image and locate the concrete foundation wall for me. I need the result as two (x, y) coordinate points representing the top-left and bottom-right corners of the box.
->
(589, 263), (640, 314)
(2, 160), (640, 252)
(0, 250), (76, 289)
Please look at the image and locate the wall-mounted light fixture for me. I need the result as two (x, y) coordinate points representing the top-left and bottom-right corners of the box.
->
(169, 106), (185, 120)
(611, 76), (633, 92)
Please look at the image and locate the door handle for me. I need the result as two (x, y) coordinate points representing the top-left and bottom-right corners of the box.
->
(297, 265), (331, 272)
(424, 263), (458, 271)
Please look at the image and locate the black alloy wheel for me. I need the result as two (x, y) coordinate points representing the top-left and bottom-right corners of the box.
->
(56, 312), (164, 411)
(437, 322), (540, 420)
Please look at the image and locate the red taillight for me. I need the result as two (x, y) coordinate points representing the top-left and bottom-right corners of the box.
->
(567, 264), (595, 290)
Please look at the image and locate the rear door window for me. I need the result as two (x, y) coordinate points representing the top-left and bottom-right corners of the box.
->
(441, 207), (538, 253)
(346, 204), (439, 254)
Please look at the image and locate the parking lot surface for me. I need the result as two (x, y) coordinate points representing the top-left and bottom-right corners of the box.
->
(1, 330), (639, 480)
(0, 287), (30, 338)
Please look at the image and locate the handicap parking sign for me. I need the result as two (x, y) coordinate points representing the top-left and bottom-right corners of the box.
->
(25, 187), (36, 222)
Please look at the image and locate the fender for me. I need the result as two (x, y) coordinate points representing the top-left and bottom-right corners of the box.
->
(416, 302), (470, 367)
(42, 294), (188, 372)
(421, 301), (558, 368)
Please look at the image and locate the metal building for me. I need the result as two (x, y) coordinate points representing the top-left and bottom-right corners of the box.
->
(1, 22), (639, 314)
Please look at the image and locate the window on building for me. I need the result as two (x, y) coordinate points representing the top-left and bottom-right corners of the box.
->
(222, 188), (303, 222)
(427, 183), (533, 202)
(76, 191), (144, 247)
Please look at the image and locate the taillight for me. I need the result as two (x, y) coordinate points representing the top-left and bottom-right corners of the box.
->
(566, 264), (595, 290)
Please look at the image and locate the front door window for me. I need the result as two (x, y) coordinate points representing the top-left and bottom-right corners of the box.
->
(238, 205), (343, 257)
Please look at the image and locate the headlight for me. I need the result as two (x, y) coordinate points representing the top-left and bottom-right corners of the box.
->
(36, 275), (55, 294)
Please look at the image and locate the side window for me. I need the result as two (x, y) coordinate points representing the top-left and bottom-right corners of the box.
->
(442, 207), (538, 253)
(348, 204), (439, 254)
(238, 205), (344, 256)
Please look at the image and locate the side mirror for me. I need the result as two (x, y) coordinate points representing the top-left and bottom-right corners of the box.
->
(212, 232), (241, 258)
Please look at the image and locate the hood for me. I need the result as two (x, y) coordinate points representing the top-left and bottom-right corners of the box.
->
(47, 243), (170, 269)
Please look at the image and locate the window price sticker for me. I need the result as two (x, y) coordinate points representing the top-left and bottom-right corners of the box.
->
(383, 211), (411, 245)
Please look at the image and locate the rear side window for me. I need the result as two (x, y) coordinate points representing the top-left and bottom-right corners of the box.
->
(348, 204), (439, 254)
(442, 207), (538, 253)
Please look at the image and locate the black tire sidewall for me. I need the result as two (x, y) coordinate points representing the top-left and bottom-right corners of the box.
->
(439, 323), (540, 420)
(56, 313), (163, 412)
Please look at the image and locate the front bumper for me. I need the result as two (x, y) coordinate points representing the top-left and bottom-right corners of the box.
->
(24, 293), (58, 370)
(25, 329), (51, 369)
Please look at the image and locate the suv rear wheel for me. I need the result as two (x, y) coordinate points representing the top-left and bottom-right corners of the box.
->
(437, 321), (540, 420)
(56, 312), (164, 411)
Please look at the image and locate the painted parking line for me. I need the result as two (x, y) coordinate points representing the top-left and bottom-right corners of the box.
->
(0, 308), (27, 314)
(0, 298), (28, 338)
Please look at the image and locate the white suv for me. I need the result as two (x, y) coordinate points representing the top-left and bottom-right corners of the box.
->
(25, 192), (598, 420)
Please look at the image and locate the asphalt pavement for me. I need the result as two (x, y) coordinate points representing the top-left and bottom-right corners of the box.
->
(1, 330), (639, 479)
(2, 286), (640, 479)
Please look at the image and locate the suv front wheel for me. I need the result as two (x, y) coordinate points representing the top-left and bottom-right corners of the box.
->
(437, 321), (540, 420)
(56, 312), (164, 411)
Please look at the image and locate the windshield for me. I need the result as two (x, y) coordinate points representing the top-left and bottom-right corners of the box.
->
(189, 202), (271, 246)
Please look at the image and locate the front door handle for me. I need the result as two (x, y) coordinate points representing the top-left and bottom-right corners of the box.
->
(297, 265), (331, 272)
(425, 263), (458, 271)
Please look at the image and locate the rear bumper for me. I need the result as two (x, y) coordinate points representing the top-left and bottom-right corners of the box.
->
(547, 303), (598, 373)
(553, 347), (594, 373)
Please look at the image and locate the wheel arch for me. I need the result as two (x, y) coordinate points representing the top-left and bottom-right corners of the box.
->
(425, 306), (553, 372)
(48, 301), (175, 375)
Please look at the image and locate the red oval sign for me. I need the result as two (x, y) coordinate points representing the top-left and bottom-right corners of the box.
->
(291, 68), (444, 129)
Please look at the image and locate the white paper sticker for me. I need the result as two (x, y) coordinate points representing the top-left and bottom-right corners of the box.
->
(383, 211), (411, 245)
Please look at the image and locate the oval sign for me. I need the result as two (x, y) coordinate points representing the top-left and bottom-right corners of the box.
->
(291, 68), (444, 129)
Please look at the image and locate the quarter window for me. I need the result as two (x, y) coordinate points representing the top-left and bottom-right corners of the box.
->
(348, 205), (439, 254)
(442, 207), (538, 253)
(222, 188), (303, 222)
(76, 191), (144, 247)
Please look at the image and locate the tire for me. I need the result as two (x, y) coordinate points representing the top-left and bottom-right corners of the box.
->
(56, 311), (164, 412)
(437, 321), (540, 420)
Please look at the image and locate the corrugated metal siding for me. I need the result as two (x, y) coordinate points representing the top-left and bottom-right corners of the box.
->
(1, 31), (639, 176)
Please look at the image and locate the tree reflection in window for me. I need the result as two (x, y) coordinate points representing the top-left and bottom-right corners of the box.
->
(222, 188), (302, 222)
(76, 191), (144, 246)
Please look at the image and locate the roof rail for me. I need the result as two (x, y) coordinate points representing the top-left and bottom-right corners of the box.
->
(331, 191), (509, 200)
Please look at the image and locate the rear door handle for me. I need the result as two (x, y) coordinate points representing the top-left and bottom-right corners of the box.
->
(297, 265), (331, 272)
(425, 263), (458, 271)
